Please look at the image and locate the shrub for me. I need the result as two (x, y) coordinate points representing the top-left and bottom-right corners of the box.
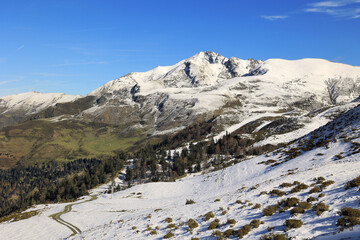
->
(290, 183), (309, 193)
(320, 180), (334, 188)
(214, 198), (221, 202)
(293, 181), (300, 185)
(212, 230), (222, 237)
(236, 224), (252, 238)
(309, 186), (321, 194)
(316, 177), (325, 184)
(150, 230), (157, 235)
(307, 196), (316, 202)
(340, 207), (360, 217)
(263, 205), (279, 216)
(337, 207), (360, 228)
(285, 197), (300, 207)
(204, 211), (215, 221)
(318, 193), (325, 198)
(165, 217), (173, 223)
(279, 182), (293, 188)
(227, 219), (236, 225)
(208, 220), (220, 230)
(188, 218), (199, 229)
(269, 189), (286, 197)
(223, 229), (234, 237)
(132, 226), (137, 230)
(191, 238), (200, 240)
(186, 199), (196, 205)
(284, 219), (303, 229)
(260, 191), (267, 196)
(253, 203), (262, 209)
(163, 231), (175, 238)
(221, 210), (227, 215)
(236, 200), (243, 204)
(312, 202), (329, 216)
(250, 219), (260, 228)
(167, 223), (176, 229)
(345, 175), (360, 189)
(298, 202), (312, 210)
(290, 207), (305, 215)
(260, 232), (288, 240)
(337, 216), (360, 228)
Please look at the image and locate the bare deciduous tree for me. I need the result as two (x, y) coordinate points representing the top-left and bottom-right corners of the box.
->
(325, 77), (340, 105)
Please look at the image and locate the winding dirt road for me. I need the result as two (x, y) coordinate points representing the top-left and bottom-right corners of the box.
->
(50, 195), (98, 237)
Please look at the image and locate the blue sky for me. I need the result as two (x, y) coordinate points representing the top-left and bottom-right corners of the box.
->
(1, 0), (360, 96)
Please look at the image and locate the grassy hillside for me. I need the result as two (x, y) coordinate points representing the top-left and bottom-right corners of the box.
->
(0, 119), (146, 168)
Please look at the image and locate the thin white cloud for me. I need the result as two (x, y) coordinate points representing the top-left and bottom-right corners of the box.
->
(0, 58), (6, 64)
(306, 0), (360, 18)
(261, 15), (288, 21)
(16, 45), (25, 51)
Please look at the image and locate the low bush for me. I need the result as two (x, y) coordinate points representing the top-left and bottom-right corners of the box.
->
(298, 202), (312, 210)
(290, 207), (305, 215)
(263, 205), (279, 216)
(337, 207), (360, 228)
(204, 211), (215, 221)
(320, 180), (334, 188)
(307, 196), (316, 202)
(150, 230), (157, 235)
(312, 202), (329, 216)
(269, 189), (286, 197)
(223, 229), (234, 237)
(236, 200), (243, 204)
(337, 216), (360, 228)
(186, 199), (196, 205)
(318, 193), (325, 198)
(236, 224), (252, 238)
(340, 207), (360, 217)
(290, 183), (309, 193)
(253, 203), (262, 209)
(163, 231), (175, 239)
(279, 182), (293, 188)
(188, 218), (199, 229)
(284, 219), (303, 229)
(208, 219), (220, 230)
(214, 198), (221, 202)
(212, 230), (222, 237)
(250, 219), (260, 228)
(260, 232), (288, 240)
(165, 217), (173, 223)
(227, 219), (236, 225)
(309, 186), (321, 194)
(285, 197), (299, 207)
(166, 223), (176, 229)
(345, 175), (360, 189)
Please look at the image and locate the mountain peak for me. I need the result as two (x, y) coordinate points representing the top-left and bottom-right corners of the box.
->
(187, 51), (228, 64)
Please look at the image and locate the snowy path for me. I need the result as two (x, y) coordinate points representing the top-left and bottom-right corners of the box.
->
(50, 195), (98, 237)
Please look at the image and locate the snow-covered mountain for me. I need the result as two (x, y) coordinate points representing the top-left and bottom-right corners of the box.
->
(2, 52), (360, 133)
(1, 101), (359, 240)
(0, 92), (81, 128)
(1, 52), (360, 162)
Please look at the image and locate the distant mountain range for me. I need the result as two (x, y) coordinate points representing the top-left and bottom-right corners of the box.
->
(1, 51), (360, 164)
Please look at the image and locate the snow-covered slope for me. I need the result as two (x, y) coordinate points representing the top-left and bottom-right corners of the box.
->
(0, 91), (81, 128)
(0, 91), (81, 114)
(1, 103), (359, 240)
